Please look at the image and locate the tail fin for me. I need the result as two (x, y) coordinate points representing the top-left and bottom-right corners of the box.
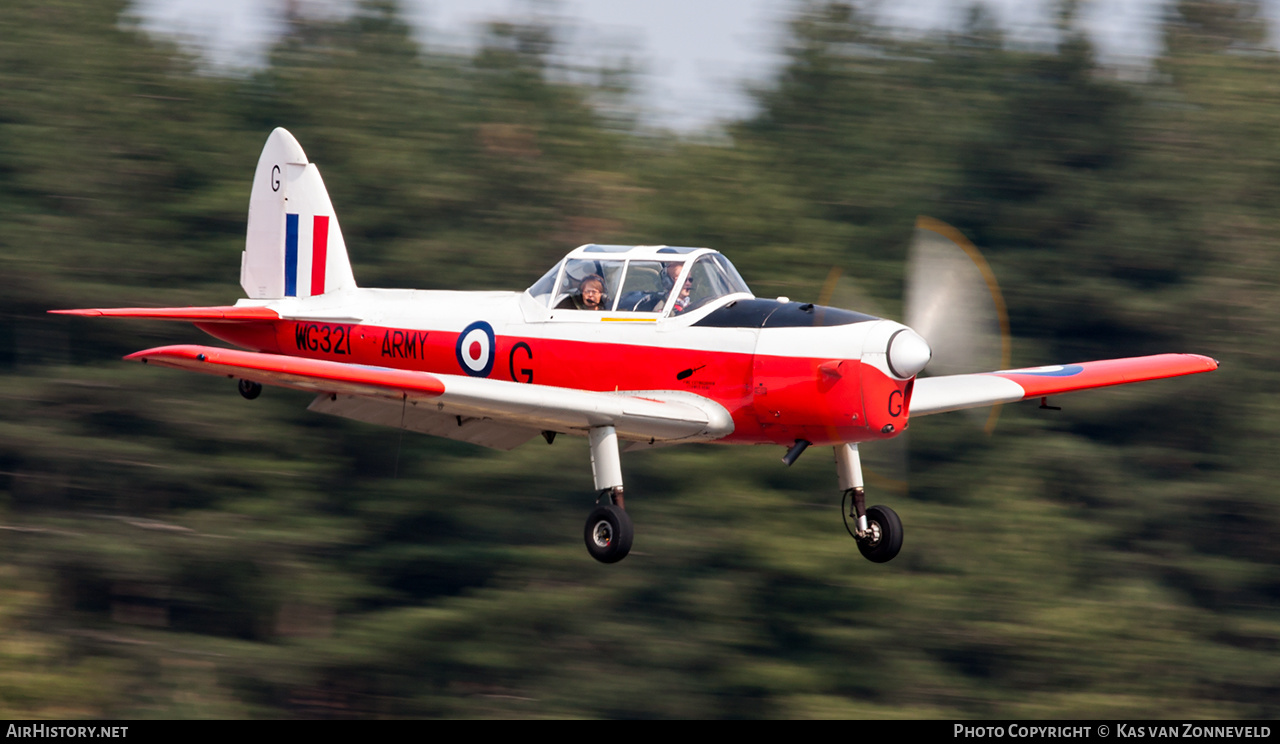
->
(240, 128), (357, 300)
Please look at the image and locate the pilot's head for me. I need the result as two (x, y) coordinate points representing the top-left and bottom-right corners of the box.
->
(579, 275), (605, 310)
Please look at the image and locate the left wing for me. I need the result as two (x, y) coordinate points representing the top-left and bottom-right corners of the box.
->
(910, 353), (1218, 416)
(125, 345), (734, 446)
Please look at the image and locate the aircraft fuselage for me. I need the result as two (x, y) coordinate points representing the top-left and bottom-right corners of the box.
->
(197, 287), (916, 447)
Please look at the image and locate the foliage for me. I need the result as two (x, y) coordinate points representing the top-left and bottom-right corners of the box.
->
(1, 0), (1277, 718)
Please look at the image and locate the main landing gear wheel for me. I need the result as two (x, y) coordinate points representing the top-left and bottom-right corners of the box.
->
(836, 444), (903, 564)
(238, 379), (263, 400)
(584, 504), (633, 564)
(856, 504), (903, 564)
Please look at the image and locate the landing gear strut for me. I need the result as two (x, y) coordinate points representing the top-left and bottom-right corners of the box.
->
(583, 426), (633, 563)
(836, 443), (903, 563)
(238, 378), (262, 400)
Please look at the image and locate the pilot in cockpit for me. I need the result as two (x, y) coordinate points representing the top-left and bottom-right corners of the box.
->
(574, 274), (607, 311)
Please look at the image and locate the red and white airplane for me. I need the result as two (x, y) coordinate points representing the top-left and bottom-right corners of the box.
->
(54, 129), (1219, 564)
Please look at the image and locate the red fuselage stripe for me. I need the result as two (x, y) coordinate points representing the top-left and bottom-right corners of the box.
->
(197, 319), (903, 446)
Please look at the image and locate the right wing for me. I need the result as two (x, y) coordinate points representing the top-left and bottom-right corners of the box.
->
(125, 344), (734, 448)
(910, 353), (1218, 416)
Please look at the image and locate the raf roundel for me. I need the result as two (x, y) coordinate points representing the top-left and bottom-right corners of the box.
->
(455, 321), (496, 377)
(1002, 364), (1085, 377)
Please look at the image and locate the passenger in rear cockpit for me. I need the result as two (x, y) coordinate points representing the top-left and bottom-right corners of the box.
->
(662, 261), (681, 289)
(671, 272), (694, 314)
(646, 262), (685, 313)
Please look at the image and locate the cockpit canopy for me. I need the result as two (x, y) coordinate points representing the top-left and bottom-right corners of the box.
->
(526, 244), (753, 316)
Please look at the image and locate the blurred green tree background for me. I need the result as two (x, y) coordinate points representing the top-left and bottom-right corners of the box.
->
(1, 0), (1275, 718)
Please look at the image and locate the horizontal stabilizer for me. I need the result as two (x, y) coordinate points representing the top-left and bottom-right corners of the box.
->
(285, 313), (364, 323)
(50, 306), (280, 322)
(911, 353), (1218, 416)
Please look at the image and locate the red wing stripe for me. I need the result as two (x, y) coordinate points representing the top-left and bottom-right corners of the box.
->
(991, 353), (1218, 399)
(50, 306), (280, 321)
(125, 345), (446, 398)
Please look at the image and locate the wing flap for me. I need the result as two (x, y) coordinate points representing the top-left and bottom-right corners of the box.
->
(912, 353), (1218, 416)
(408, 375), (733, 442)
(309, 395), (540, 450)
(126, 345), (733, 443)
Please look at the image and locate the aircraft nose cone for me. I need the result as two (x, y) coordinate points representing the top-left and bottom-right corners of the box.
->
(886, 328), (932, 379)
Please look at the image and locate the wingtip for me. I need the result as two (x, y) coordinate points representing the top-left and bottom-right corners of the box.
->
(1190, 353), (1220, 371)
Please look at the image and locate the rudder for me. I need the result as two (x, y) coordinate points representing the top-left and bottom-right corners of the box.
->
(241, 128), (357, 299)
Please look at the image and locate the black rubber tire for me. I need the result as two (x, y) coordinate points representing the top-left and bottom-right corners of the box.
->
(857, 504), (903, 563)
(238, 379), (263, 400)
(584, 504), (634, 564)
